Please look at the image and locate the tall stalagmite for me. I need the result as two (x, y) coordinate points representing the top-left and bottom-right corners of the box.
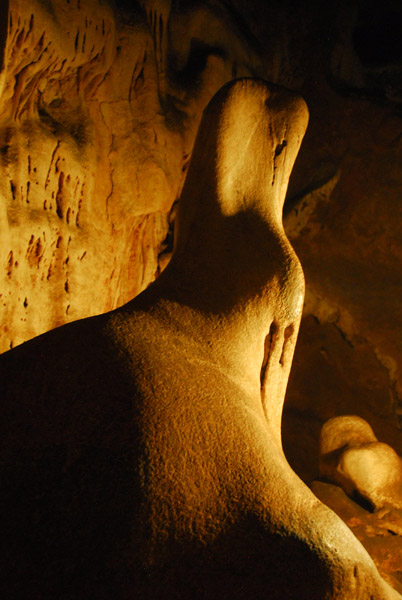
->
(1, 78), (400, 600)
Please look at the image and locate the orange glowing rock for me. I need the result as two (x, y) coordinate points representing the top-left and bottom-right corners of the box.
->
(320, 415), (402, 512)
(0, 0), (263, 354)
(1, 79), (401, 599)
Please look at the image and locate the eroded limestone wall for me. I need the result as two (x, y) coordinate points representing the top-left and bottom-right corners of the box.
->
(0, 0), (263, 351)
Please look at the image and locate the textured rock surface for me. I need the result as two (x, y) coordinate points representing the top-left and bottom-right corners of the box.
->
(1, 0), (402, 592)
(312, 481), (402, 596)
(2, 2), (402, 469)
(0, 0), (263, 352)
(2, 78), (399, 600)
(319, 416), (402, 511)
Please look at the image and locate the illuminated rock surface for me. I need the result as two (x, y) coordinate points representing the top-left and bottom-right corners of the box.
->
(319, 416), (402, 512)
(2, 78), (400, 599)
(312, 481), (402, 596)
(1, 2), (402, 472)
(0, 0), (263, 352)
(2, 0), (402, 595)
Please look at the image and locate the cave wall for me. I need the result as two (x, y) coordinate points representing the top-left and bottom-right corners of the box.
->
(0, 0), (264, 351)
(282, 0), (402, 480)
(1, 0), (402, 482)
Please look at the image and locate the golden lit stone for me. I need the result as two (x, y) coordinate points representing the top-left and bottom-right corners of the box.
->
(1, 78), (400, 599)
(320, 415), (402, 512)
(0, 0), (261, 352)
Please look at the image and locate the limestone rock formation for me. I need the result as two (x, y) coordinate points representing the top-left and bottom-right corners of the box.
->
(1, 78), (400, 600)
(0, 0), (263, 353)
(2, 1), (402, 593)
(311, 480), (402, 595)
(319, 416), (402, 512)
(2, 2), (402, 498)
(281, 0), (402, 481)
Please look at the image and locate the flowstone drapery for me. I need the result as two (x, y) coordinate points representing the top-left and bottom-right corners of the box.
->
(1, 79), (400, 599)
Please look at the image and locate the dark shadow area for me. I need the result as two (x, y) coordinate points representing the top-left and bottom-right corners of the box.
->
(133, 515), (333, 600)
(0, 0), (9, 71)
(353, 1), (402, 66)
(0, 315), (144, 599)
(0, 311), (333, 600)
(352, 489), (376, 513)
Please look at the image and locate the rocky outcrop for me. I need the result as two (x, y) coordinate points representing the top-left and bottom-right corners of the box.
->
(319, 416), (402, 511)
(1, 1), (402, 591)
(0, 0), (263, 352)
(312, 480), (402, 595)
(2, 78), (399, 600)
